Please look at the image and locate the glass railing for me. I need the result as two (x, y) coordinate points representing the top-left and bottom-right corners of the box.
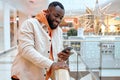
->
(63, 36), (120, 80)
(1, 36), (120, 80)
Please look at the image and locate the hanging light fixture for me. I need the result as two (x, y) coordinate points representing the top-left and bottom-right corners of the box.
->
(16, 16), (19, 21)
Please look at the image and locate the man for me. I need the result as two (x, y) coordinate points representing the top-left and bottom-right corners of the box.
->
(11, 1), (70, 80)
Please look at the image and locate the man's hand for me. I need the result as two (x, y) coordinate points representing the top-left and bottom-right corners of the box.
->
(57, 47), (72, 61)
(57, 51), (70, 61)
(50, 62), (69, 73)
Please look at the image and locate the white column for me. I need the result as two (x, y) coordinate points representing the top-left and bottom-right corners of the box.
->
(3, 3), (11, 50)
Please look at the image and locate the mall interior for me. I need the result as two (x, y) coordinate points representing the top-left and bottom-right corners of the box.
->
(0, 0), (120, 80)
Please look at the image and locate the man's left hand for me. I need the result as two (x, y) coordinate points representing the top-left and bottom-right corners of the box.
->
(57, 50), (71, 61)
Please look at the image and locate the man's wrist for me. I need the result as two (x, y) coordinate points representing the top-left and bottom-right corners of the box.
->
(49, 62), (56, 73)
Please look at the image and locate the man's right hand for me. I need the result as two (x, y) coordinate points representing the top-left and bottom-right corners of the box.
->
(50, 62), (69, 74)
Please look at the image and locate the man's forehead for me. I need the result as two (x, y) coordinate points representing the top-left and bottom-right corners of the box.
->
(49, 6), (64, 11)
(53, 6), (64, 14)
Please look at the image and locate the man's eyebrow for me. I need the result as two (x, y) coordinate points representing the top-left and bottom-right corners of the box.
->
(56, 12), (63, 17)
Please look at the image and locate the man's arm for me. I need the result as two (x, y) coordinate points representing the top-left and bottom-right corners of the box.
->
(18, 19), (53, 69)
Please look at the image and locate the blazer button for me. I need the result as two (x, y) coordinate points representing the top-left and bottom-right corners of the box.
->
(48, 51), (50, 53)
(44, 74), (46, 76)
(49, 40), (51, 42)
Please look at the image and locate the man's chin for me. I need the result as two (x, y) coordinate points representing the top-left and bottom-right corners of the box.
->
(51, 27), (57, 30)
(50, 25), (57, 30)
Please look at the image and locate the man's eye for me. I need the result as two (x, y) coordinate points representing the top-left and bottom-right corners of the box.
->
(60, 17), (63, 20)
(55, 15), (59, 17)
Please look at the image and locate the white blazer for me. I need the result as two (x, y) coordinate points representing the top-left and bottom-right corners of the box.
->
(11, 18), (63, 80)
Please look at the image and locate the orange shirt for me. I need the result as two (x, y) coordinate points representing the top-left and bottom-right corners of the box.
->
(35, 10), (54, 80)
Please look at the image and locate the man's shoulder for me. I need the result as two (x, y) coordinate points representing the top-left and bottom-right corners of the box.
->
(54, 26), (63, 34)
(22, 18), (40, 25)
(26, 18), (37, 22)
(21, 18), (40, 27)
(58, 26), (62, 31)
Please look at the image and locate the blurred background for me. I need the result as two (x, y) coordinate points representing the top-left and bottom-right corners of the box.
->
(0, 0), (120, 80)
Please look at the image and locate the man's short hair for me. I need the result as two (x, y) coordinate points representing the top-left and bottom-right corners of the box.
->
(48, 1), (64, 10)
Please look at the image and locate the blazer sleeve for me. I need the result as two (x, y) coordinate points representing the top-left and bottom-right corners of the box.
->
(18, 19), (53, 69)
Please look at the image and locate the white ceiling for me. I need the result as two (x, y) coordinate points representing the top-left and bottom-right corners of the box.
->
(1, 0), (120, 16)
(1, 0), (49, 15)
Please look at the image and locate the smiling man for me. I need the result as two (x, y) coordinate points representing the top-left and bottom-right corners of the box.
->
(11, 1), (71, 80)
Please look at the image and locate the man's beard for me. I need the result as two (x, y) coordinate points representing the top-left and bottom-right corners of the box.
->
(48, 18), (57, 30)
(49, 22), (56, 30)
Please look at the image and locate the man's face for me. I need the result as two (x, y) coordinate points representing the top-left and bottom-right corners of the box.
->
(47, 6), (65, 30)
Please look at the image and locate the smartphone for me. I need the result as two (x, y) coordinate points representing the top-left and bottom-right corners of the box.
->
(62, 47), (73, 53)
(62, 47), (73, 55)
